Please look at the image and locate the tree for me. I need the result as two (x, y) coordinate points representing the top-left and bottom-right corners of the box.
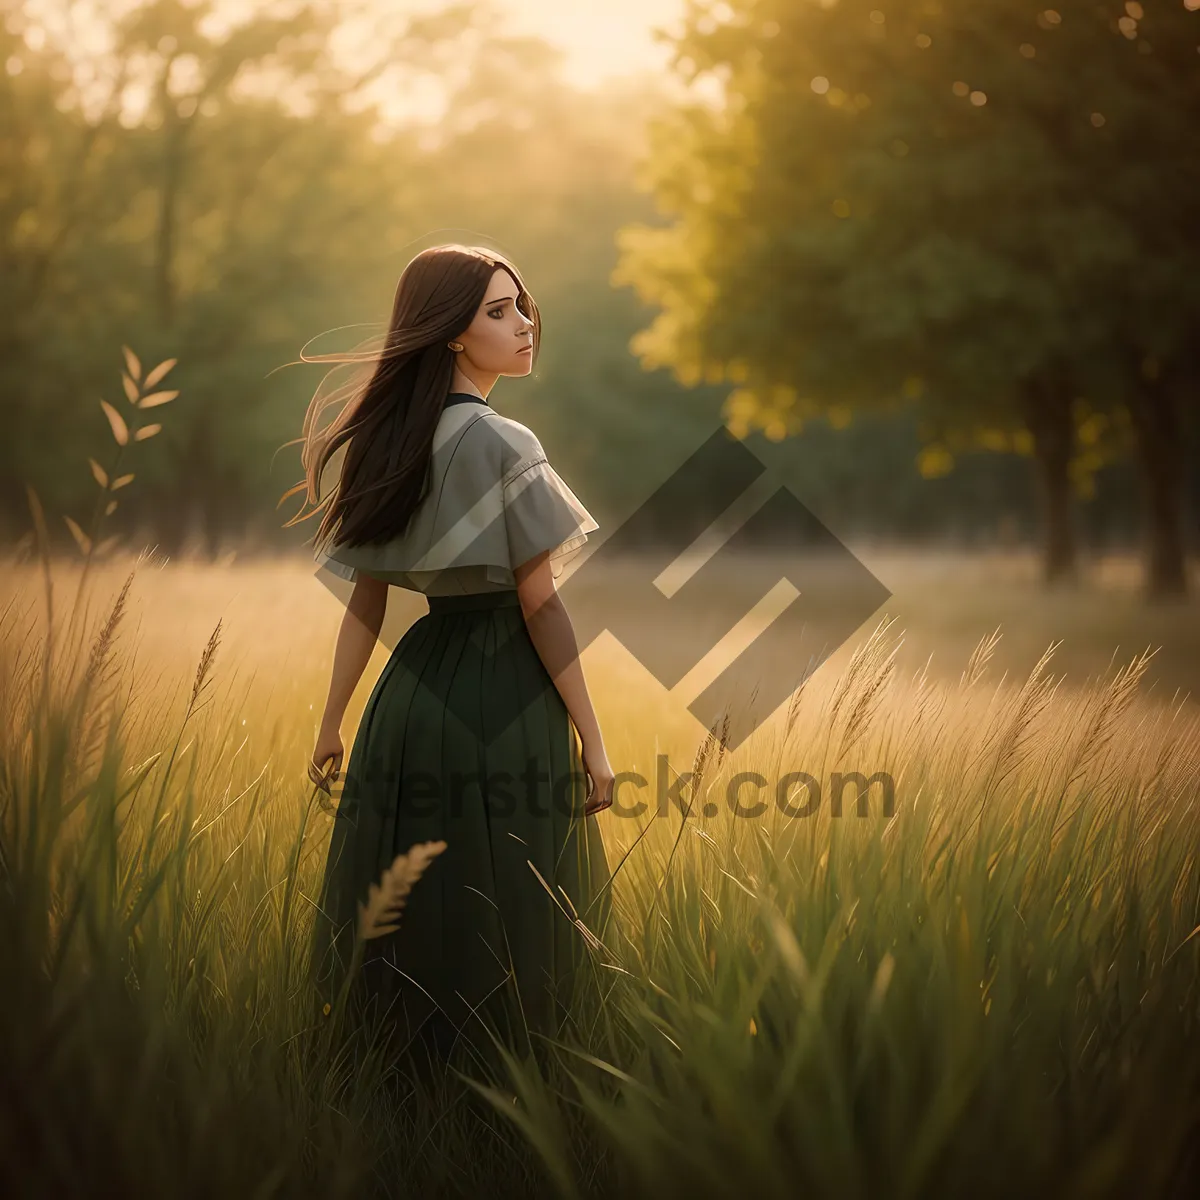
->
(1, 0), (478, 554)
(614, 0), (1198, 593)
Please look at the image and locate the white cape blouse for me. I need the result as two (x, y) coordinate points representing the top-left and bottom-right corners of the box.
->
(313, 395), (599, 596)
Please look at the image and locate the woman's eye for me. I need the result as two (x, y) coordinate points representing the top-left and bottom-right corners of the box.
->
(489, 308), (504, 318)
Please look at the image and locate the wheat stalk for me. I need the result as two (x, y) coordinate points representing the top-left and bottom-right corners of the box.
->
(188, 619), (222, 715)
(690, 709), (731, 803)
(356, 839), (448, 940)
(67, 568), (136, 787)
(960, 627), (1002, 690)
(836, 636), (902, 761)
(82, 568), (134, 694)
(828, 615), (899, 731)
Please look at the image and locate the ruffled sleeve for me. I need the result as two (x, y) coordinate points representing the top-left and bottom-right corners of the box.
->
(501, 434), (599, 579)
(314, 547), (360, 583)
(311, 406), (597, 591)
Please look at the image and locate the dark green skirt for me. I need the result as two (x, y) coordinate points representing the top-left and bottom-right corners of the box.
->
(310, 589), (612, 1060)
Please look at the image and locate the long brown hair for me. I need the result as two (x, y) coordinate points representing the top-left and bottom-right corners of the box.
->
(281, 243), (541, 555)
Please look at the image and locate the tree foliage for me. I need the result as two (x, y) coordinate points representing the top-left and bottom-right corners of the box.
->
(616, 0), (1199, 591)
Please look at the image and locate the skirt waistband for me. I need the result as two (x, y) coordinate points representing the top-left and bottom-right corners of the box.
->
(426, 589), (522, 615)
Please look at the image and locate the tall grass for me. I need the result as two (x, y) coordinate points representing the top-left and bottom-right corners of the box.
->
(504, 623), (1200, 1199)
(2, 548), (1199, 1199)
(0, 546), (558, 1196)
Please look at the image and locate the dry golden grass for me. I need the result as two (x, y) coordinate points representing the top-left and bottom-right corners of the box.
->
(3, 545), (1199, 1198)
(1, 545), (1196, 873)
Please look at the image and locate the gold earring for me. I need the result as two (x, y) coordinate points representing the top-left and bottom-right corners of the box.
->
(447, 341), (463, 352)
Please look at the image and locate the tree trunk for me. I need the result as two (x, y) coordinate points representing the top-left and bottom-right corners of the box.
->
(1125, 367), (1189, 598)
(1020, 369), (1076, 584)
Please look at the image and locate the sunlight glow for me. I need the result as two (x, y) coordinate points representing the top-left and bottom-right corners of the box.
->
(18, 0), (687, 127)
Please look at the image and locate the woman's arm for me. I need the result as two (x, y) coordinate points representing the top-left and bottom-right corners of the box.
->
(319, 573), (389, 736)
(515, 551), (614, 813)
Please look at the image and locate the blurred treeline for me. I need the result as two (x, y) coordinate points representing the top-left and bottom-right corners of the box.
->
(1, 0), (1196, 592)
(2, 0), (713, 558)
(615, 0), (1200, 595)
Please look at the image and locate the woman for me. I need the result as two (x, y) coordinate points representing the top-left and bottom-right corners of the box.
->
(291, 244), (614, 1062)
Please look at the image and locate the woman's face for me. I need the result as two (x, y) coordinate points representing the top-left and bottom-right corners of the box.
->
(455, 267), (535, 378)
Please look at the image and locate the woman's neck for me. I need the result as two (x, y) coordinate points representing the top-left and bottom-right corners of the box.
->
(449, 369), (487, 401)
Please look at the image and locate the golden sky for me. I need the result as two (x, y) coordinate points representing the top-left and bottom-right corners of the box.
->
(15, 0), (687, 127)
(496, 0), (684, 88)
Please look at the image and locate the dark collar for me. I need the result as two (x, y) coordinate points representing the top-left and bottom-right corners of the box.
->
(443, 391), (490, 409)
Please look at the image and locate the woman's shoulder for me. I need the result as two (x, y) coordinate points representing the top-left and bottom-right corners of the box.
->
(456, 408), (547, 472)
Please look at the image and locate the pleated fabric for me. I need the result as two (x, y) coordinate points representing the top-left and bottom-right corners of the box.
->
(309, 589), (611, 1060)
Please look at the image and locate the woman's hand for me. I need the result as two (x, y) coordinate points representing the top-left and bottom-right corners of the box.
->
(581, 738), (614, 816)
(308, 724), (344, 795)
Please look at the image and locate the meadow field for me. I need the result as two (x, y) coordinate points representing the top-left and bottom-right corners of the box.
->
(2, 546), (1199, 1199)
